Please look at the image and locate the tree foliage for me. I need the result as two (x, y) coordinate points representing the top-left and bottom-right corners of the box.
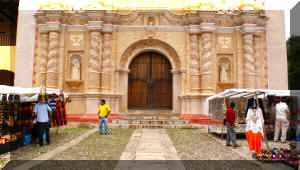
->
(287, 36), (300, 90)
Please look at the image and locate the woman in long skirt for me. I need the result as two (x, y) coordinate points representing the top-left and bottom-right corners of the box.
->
(246, 105), (264, 154)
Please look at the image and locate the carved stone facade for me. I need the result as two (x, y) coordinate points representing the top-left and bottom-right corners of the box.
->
(101, 32), (112, 92)
(31, 10), (270, 116)
(38, 33), (48, 87)
(200, 32), (213, 93)
(87, 31), (101, 91)
(46, 31), (60, 88)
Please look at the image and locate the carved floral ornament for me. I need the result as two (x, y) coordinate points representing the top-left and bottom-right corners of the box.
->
(120, 39), (181, 70)
(34, 10), (267, 27)
(37, 0), (264, 11)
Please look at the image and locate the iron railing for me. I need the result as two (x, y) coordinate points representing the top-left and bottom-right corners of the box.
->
(0, 33), (16, 46)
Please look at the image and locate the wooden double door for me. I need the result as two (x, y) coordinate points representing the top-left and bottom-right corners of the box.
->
(128, 52), (172, 109)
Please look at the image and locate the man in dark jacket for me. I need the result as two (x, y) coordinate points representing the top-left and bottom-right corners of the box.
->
(226, 102), (241, 148)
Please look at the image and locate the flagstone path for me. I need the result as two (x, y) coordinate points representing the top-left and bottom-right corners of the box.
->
(115, 129), (186, 170)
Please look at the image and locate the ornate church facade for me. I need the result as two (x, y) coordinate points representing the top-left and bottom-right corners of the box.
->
(14, 7), (288, 121)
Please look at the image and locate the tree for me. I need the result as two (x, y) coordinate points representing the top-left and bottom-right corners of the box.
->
(287, 36), (300, 90)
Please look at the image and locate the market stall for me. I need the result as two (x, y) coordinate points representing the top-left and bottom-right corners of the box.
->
(0, 86), (69, 154)
(206, 89), (298, 139)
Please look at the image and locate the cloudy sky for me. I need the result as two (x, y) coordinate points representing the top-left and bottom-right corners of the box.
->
(265, 0), (299, 39)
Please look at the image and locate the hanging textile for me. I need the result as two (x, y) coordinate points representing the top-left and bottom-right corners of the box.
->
(54, 93), (68, 127)
(246, 107), (264, 154)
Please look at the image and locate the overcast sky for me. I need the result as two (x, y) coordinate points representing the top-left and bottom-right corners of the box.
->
(265, 0), (299, 39)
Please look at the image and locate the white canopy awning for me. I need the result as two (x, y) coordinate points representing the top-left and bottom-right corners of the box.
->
(206, 89), (292, 101)
(205, 89), (297, 116)
(0, 85), (68, 102)
(0, 85), (67, 95)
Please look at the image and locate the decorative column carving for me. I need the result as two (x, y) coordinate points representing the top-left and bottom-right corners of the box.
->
(241, 24), (257, 89)
(46, 31), (60, 88)
(101, 24), (113, 92)
(254, 36), (261, 89)
(254, 28), (263, 89)
(200, 22), (215, 93)
(38, 33), (49, 87)
(188, 25), (200, 92)
(88, 31), (101, 91)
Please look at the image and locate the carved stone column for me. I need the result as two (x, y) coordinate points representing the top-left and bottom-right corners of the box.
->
(200, 23), (215, 93)
(101, 24), (113, 92)
(254, 29), (263, 89)
(38, 33), (49, 87)
(188, 25), (200, 92)
(46, 31), (60, 88)
(87, 31), (101, 91)
(241, 24), (257, 89)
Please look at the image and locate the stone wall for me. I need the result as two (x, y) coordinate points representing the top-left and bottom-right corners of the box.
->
(13, 10), (288, 117)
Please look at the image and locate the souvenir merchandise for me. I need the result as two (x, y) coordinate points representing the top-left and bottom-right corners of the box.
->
(254, 148), (299, 169)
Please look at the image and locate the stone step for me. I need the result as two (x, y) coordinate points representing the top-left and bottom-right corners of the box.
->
(127, 110), (173, 115)
(114, 124), (192, 129)
(112, 119), (189, 125)
(123, 116), (180, 120)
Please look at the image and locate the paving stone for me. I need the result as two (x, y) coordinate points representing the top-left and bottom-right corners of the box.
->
(115, 129), (185, 169)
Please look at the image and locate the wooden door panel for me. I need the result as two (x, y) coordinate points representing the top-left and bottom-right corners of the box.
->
(128, 52), (172, 109)
(152, 80), (172, 108)
(128, 80), (148, 107)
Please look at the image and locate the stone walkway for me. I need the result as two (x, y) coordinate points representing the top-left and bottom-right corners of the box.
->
(13, 128), (98, 170)
(115, 129), (185, 169)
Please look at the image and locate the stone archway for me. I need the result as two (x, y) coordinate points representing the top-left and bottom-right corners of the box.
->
(119, 39), (181, 70)
(117, 39), (182, 114)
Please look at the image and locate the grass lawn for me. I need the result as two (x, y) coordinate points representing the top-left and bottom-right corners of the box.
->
(51, 128), (133, 160)
(167, 128), (262, 169)
(29, 129), (133, 169)
(1, 125), (93, 169)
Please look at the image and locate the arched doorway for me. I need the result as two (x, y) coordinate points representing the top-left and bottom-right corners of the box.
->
(128, 52), (172, 109)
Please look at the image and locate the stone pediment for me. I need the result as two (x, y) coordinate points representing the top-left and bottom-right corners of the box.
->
(35, 10), (268, 27)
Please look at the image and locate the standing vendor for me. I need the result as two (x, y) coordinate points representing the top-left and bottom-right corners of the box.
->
(97, 99), (111, 135)
(225, 102), (241, 148)
(33, 96), (52, 147)
(274, 98), (290, 143)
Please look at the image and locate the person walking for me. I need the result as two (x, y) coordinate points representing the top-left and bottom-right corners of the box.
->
(33, 96), (52, 147)
(97, 99), (111, 135)
(274, 98), (290, 143)
(225, 102), (241, 148)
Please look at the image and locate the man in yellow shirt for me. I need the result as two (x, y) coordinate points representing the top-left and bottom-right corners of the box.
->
(97, 99), (111, 135)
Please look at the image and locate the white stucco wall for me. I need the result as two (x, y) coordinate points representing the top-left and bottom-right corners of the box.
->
(14, 0), (37, 87)
(265, 10), (289, 90)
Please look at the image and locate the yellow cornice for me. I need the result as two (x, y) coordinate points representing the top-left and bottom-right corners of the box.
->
(38, 0), (264, 10)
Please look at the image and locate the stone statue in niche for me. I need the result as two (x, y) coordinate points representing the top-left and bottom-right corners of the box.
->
(71, 58), (81, 80)
(219, 63), (229, 82)
(147, 17), (155, 26)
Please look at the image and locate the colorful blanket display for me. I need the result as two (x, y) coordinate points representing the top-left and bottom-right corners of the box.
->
(246, 108), (264, 154)
(253, 148), (299, 169)
(0, 95), (34, 153)
(48, 92), (69, 127)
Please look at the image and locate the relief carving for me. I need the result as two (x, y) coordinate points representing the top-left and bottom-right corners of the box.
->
(46, 31), (60, 88)
(243, 33), (256, 88)
(254, 36), (261, 88)
(190, 34), (199, 75)
(38, 33), (48, 86)
(89, 31), (101, 72)
(201, 32), (213, 93)
(87, 31), (101, 91)
(102, 33), (112, 69)
(201, 33), (212, 74)
(101, 32), (112, 92)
